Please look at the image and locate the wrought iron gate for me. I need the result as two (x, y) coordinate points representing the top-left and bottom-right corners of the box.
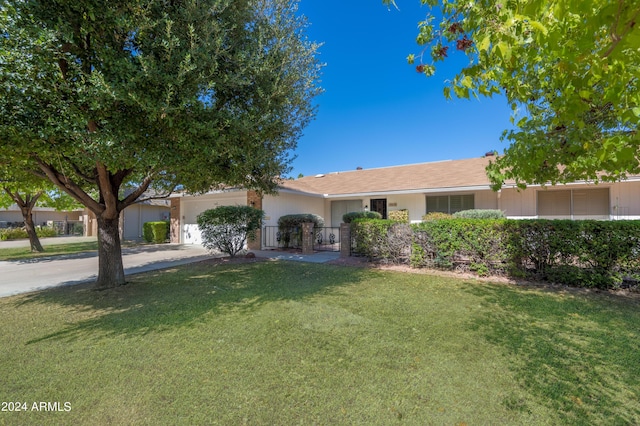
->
(312, 227), (340, 252)
(262, 226), (341, 252)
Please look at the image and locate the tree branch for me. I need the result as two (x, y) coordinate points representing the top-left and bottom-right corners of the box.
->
(61, 154), (97, 184)
(36, 159), (103, 214)
(25, 191), (44, 209)
(3, 187), (24, 206)
(603, 2), (640, 58)
(136, 183), (178, 203)
(120, 175), (153, 208)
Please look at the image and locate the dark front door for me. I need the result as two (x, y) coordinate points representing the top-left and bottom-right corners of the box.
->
(370, 198), (387, 219)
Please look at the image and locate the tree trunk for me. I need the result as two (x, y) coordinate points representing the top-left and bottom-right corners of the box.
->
(4, 189), (45, 253)
(95, 215), (126, 289)
(22, 208), (44, 253)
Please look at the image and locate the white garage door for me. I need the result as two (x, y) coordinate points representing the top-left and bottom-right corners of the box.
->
(181, 193), (247, 244)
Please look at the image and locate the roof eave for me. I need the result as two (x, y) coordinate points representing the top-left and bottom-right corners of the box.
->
(276, 187), (326, 198)
(322, 185), (495, 198)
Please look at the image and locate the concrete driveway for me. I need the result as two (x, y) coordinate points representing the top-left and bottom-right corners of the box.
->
(0, 238), (210, 297)
(0, 237), (340, 298)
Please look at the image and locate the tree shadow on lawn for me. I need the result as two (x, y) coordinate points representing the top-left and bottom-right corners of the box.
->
(120, 243), (202, 254)
(12, 251), (98, 264)
(15, 258), (373, 343)
(464, 283), (640, 424)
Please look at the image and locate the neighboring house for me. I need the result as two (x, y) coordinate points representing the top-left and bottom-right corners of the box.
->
(83, 198), (171, 241)
(1, 192), (170, 241)
(0, 206), (82, 227)
(170, 156), (640, 248)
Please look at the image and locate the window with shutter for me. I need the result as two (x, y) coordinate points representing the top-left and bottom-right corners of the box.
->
(426, 194), (475, 214)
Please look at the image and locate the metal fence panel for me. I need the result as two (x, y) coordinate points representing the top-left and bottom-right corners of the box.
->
(262, 226), (341, 252)
(313, 227), (340, 252)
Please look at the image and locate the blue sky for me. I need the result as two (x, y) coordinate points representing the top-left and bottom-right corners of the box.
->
(289, 0), (515, 177)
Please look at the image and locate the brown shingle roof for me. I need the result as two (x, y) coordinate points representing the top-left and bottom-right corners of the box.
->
(280, 157), (496, 196)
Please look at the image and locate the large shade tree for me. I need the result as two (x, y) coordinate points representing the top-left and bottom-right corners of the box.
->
(0, 0), (322, 288)
(384, 0), (639, 189)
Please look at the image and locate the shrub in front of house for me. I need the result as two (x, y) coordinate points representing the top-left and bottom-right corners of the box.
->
(342, 211), (382, 223)
(421, 212), (452, 221)
(351, 219), (412, 262)
(412, 219), (509, 275)
(277, 214), (324, 248)
(143, 221), (170, 244)
(197, 206), (264, 257)
(348, 217), (640, 289)
(453, 209), (505, 219)
(0, 226), (58, 241)
(503, 219), (640, 288)
(0, 228), (28, 240)
(388, 209), (409, 223)
(36, 226), (58, 238)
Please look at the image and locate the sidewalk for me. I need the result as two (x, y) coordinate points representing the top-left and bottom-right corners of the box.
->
(0, 239), (340, 298)
(253, 250), (340, 264)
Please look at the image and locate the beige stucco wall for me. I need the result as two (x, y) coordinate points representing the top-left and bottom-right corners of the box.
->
(262, 191), (325, 227)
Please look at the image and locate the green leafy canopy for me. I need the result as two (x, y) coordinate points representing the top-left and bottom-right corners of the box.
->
(0, 0), (322, 287)
(1, 0), (322, 201)
(385, 0), (640, 188)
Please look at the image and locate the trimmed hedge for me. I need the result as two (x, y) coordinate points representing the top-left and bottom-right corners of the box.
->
(0, 226), (57, 241)
(412, 219), (508, 276)
(352, 218), (640, 289)
(351, 219), (411, 262)
(277, 213), (324, 248)
(388, 209), (409, 223)
(453, 209), (505, 219)
(503, 220), (640, 288)
(143, 221), (170, 243)
(342, 211), (382, 223)
(37, 226), (58, 238)
(421, 212), (452, 221)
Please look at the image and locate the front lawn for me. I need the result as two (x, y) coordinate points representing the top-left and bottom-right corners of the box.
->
(1, 260), (638, 425)
(0, 242), (99, 261)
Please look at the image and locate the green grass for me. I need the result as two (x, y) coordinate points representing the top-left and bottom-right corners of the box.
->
(0, 260), (638, 425)
(0, 242), (99, 261)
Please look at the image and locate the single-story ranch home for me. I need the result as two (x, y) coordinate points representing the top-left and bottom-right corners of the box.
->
(171, 156), (640, 248)
(169, 155), (640, 249)
(0, 198), (170, 241)
(0, 206), (83, 228)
